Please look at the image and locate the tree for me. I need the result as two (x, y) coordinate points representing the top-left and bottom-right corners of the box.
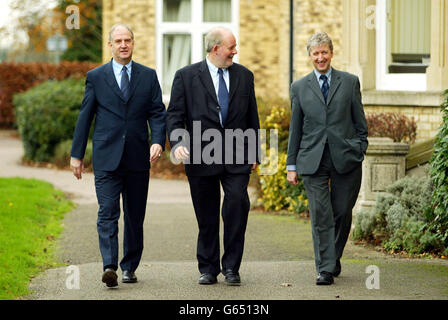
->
(57, 0), (102, 62)
(0, 0), (62, 61)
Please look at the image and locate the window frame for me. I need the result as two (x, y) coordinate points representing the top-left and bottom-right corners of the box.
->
(156, 0), (239, 99)
(375, 0), (427, 91)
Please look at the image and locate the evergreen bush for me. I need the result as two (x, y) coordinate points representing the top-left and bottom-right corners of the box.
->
(14, 78), (85, 162)
(353, 175), (446, 255)
(429, 89), (448, 250)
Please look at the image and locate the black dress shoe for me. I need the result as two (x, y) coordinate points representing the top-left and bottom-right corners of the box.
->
(316, 271), (334, 285)
(198, 273), (217, 285)
(223, 270), (241, 286)
(122, 270), (137, 283)
(102, 268), (118, 287)
(333, 260), (341, 277)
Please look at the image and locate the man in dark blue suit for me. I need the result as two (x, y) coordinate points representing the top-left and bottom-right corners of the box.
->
(166, 27), (260, 286)
(70, 24), (166, 288)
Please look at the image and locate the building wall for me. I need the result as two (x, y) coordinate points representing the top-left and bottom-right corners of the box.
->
(239, 0), (290, 100)
(102, 0), (156, 68)
(101, 0), (443, 141)
(102, 0), (343, 100)
(293, 0), (343, 81)
(364, 105), (442, 141)
(239, 0), (344, 99)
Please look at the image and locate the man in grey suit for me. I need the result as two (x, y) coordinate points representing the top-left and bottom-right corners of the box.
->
(286, 32), (368, 285)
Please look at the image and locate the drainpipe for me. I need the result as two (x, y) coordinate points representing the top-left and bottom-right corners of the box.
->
(289, 0), (294, 86)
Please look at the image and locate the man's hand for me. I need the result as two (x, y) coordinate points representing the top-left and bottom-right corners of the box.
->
(173, 145), (190, 162)
(70, 157), (84, 180)
(287, 171), (298, 186)
(150, 144), (163, 163)
(251, 163), (258, 171)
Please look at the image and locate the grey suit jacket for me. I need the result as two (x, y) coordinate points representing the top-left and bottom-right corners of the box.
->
(286, 68), (368, 175)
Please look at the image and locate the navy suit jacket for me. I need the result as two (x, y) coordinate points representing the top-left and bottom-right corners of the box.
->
(71, 60), (166, 172)
(166, 60), (260, 176)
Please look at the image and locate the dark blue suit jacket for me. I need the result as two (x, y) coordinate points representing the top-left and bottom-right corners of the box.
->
(71, 60), (166, 172)
(166, 60), (260, 176)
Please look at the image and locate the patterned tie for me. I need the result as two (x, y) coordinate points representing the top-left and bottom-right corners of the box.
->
(218, 68), (229, 125)
(320, 74), (329, 103)
(121, 65), (130, 100)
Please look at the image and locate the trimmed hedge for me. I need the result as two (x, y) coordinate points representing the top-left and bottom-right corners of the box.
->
(14, 78), (86, 162)
(0, 61), (98, 128)
(366, 112), (417, 143)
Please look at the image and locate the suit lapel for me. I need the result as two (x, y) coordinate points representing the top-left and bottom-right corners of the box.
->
(104, 60), (126, 102)
(127, 61), (141, 103)
(307, 72), (326, 105)
(228, 64), (239, 103)
(326, 69), (342, 106)
(198, 60), (219, 105)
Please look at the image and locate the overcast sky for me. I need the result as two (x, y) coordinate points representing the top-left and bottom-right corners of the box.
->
(0, 0), (11, 28)
(0, 0), (59, 48)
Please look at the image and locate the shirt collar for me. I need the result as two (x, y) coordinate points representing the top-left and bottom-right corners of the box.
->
(314, 67), (332, 82)
(206, 56), (227, 74)
(112, 59), (132, 75)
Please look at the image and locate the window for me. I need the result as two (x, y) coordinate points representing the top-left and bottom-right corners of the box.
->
(376, 0), (430, 91)
(156, 0), (238, 96)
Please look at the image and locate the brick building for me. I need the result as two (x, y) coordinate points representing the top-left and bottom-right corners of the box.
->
(102, 0), (448, 141)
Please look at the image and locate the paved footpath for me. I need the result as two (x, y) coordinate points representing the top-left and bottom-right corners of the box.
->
(1, 130), (447, 300)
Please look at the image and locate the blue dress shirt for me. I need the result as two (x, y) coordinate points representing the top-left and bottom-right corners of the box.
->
(112, 59), (132, 89)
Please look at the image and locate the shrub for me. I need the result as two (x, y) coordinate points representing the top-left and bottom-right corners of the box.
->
(260, 105), (291, 154)
(429, 89), (448, 249)
(14, 78), (85, 162)
(52, 139), (92, 169)
(257, 152), (308, 214)
(352, 175), (446, 255)
(366, 112), (417, 143)
(0, 61), (98, 128)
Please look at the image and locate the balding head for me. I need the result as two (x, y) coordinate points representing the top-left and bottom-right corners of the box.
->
(205, 27), (237, 68)
(205, 27), (234, 53)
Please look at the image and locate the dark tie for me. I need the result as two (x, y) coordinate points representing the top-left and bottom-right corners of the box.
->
(320, 74), (329, 103)
(218, 68), (229, 125)
(121, 65), (130, 100)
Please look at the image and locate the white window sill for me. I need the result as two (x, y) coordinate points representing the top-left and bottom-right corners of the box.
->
(362, 90), (446, 107)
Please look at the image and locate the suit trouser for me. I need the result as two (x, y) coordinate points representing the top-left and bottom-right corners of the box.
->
(94, 161), (149, 272)
(187, 173), (250, 276)
(301, 144), (362, 274)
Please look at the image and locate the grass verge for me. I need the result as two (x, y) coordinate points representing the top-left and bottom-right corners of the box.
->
(0, 177), (74, 300)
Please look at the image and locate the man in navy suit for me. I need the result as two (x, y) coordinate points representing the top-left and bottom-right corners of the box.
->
(70, 24), (166, 287)
(166, 27), (260, 286)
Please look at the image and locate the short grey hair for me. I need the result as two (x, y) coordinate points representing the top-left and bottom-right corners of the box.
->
(109, 24), (134, 42)
(204, 27), (231, 53)
(307, 32), (333, 55)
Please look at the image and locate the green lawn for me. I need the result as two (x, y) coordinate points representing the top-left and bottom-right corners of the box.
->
(0, 177), (74, 300)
